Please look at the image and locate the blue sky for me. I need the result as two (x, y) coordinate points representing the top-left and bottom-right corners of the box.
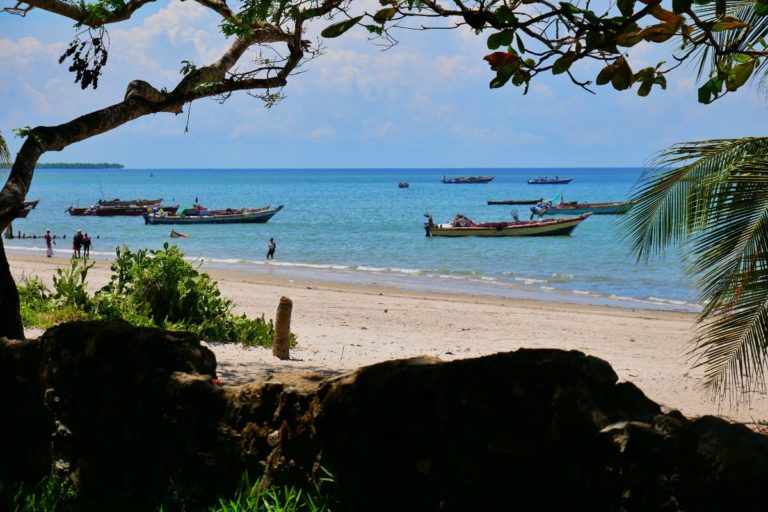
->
(0, 1), (765, 168)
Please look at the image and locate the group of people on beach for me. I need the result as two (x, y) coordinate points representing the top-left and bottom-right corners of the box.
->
(71, 229), (92, 258)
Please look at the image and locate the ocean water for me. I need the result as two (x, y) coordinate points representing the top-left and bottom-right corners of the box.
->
(3, 167), (698, 311)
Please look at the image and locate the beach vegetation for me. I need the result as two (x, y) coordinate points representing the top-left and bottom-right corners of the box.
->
(0, 477), (77, 512)
(18, 245), (294, 347)
(625, 136), (768, 399)
(1, 471), (338, 512)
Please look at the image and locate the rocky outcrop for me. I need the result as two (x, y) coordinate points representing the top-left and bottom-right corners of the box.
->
(1, 321), (767, 511)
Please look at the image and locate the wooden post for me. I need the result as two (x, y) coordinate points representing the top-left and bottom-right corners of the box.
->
(273, 296), (293, 360)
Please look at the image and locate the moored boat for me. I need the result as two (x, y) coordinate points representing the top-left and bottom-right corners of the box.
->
(442, 175), (495, 184)
(170, 229), (189, 238)
(528, 176), (573, 184)
(97, 197), (163, 207)
(487, 198), (544, 205)
(68, 204), (179, 216)
(144, 205), (284, 225)
(539, 200), (635, 215)
(424, 212), (591, 237)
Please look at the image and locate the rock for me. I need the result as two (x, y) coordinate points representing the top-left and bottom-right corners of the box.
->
(2, 324), (768, 512)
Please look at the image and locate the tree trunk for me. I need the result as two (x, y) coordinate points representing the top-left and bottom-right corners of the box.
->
(0, 236), (24, 340)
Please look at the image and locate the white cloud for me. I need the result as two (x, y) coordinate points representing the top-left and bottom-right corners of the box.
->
(308, 125), (335, 139)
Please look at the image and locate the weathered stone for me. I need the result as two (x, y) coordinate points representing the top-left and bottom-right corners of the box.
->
(2, 323), (768, 512)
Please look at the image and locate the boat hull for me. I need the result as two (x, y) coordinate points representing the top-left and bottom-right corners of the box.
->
(442, 176), (495, 184)
(528, 178), (573, 184)
(426, 214), (590, 237)
(144, 205), (283, 225)
(487, 198), (543, 205)
(544, 201), (634, 215)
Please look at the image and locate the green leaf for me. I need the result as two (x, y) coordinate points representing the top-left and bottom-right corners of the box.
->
(616, 31), (643, 47)
(640, 23), (679, 43)
(596, 62), (617, 85)
(516, 34), (526, 54)
(552, 53), (575, 75)
(756, 2), (768, 16)
(725, 59), (756, 92)
(559, 2), (581, 14)
(611, 57), (633, 90)
(495, 6), (518, 24)
(617, 0), (635, 17)
(487, 30), (515, 50)
(637, 80), (653, 97)
(320, 15), (363, 38)
(373, 7), (397, 22)
(490, 67), (515, 88)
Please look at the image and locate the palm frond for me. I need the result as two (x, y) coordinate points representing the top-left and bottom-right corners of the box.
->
(623, 137), (768, 397)
(0, 130), (10, 167)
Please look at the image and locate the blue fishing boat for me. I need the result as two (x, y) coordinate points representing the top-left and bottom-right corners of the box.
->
(143, 205), (283, 225)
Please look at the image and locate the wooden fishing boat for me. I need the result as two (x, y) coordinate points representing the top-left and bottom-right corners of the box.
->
(67, 204), (179, 216)
(527, 176), (573, 184)
(540, 200), (635, 215)
(442, 175), (495, 184)
(487, 198), (544, 205)
(97, 198), (163, 207)
(424, 212), (591, 237)
(144, 205), (284, 225)
(170, 229), (189, 238)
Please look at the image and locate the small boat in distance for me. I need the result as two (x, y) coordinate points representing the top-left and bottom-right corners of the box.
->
(487, 198), (544, 205)
(442, 175), (495, 184)
(528, 176), (573, 185)
(424, 212), (590, 237)
(170, 229), (189, 238)
(398, 182), (410, 188)
(538, 200), (636, 215)
(144, 205), (284, 225)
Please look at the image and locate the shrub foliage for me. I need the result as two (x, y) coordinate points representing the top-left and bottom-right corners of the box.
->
(19, 244), (294, 347)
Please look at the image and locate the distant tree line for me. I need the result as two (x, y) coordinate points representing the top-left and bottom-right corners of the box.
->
(0, 162), (123, 169)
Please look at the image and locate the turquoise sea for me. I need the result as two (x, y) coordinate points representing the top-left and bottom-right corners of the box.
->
(3, 167), (698, 312)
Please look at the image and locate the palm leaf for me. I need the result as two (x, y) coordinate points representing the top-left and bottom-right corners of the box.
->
(0, 130), (10, 167)
(622, 137), (768, 398)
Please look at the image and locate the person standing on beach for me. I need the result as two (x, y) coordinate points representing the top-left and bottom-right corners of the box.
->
(44, 229), (54, 257)
(82, 233), (92, 258)
(267, 238), (276, 260)
(72, 229), (83, 258)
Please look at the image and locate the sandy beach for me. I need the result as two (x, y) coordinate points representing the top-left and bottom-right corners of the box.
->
(8, 252), (767, 426)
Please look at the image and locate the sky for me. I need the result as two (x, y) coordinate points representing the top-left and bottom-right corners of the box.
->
(0, 1), (765, 169)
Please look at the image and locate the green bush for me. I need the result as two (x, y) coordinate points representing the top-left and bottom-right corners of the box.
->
(0, 478), (76, 512)
(18, 244), (295, 347)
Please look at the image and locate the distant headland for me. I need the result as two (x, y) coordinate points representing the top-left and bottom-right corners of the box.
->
(0, 163), (124, 169)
